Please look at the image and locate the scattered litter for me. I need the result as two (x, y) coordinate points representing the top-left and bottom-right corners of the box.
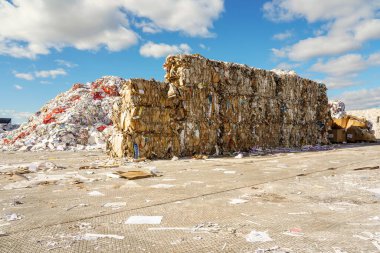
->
(5, 213), (22, 221)
(332, 247), (348, 253)
(366, 188), (380, 196)
(170, 238), (184, 245)
(282, 228), (304, 237)
(148, 166), (160, 176)
(193, 236), (203, 240)
(235, 153), (243, 159)
(77, 233), (125, 240)
(246, 230), (273, 243)
(103, 202), (126, 209)
(148, 227), (190, 231)
(120, 181), (141, 188)
(116, 170), (153, 180)
(171, 156), (179, 161)
(250, 145), (334, 156)
(287, 212), (309, 215)
(150, 184), (175, 189)
(229, 199), (248, 205)
(65, 203), (88, 211)
(104, 173), (120, 179)
(255, 246), (292, 253)
(192, 223), (221, 233)
(88, 191), (104, 196)
(79, 166), (99, 170)
(3, 173), (93, 190)
(125, 216), (163, 225)
(353, 232), (380, 250)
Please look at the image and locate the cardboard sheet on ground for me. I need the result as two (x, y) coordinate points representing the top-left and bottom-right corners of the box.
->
(116, 170), (153, 180)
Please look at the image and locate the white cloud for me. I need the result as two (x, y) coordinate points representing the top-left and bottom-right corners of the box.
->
(311, 54), (366, 77)
(0, 0), (224, 59)
(285, 35), (361, 61)
(14, 84), (23, 90)
(35, 68), (67, 79)
(13, 71), (34, 80)
(134, 21), (161, 34)
(264, 0), (380, 60)
(273, 30), (292, 40)
(55, 59), (78, 68)
(140, 42), (191, 58)
(310, 52), (380, 88)
(337, 87), (380, 110)
(355, 19), (380, 42)
(320, 77), (360, 89)
(199, 43), (210, 50)
(0, 109), (33, 123)
(123, 0), (224, 37)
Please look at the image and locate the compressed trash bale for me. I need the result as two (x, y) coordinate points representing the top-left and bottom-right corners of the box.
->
(164, 54), (330, 154)
(108, 79), (184, 158)
(107, 131), (180, 159)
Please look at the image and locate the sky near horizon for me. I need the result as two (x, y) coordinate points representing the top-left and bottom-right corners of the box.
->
(0, 0), (380, 123)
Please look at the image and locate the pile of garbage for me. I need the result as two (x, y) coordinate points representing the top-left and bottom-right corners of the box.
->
(0, 123), (19, 133)
(328, 100), (376, 143)
(329, 100), (346, 119)
(0, 76), (125, 152)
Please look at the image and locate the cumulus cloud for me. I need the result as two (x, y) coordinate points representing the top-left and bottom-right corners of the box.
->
(35, 68), (67, 79)
(55, 59), (78, 68)
(123, 0), (224, 37)
(264, 0), (380, 60)
(140, 42), (191, 58)
(310, 52), (380, 88)
(311, 53), (380, 76)
(13, 71), (34, 80)
(14, 84), (23, 90)
(199, 44), (210, 50)
(336, 87), (380, 110)
(273, 30), (292, 40)
(0, 0), (224, 59)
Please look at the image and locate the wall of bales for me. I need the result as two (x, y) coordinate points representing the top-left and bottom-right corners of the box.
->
(108, 55), (330, 159)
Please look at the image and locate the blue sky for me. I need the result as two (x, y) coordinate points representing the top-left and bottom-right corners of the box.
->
(1, 0), (380, 123)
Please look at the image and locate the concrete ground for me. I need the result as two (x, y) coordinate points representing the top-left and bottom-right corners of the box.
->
(0, 144), (379, 253)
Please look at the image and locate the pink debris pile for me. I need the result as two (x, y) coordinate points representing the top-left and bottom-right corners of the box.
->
(0, 76), (124, 152)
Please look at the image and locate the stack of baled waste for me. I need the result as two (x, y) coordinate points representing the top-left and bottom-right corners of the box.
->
(164, 55), (330, 154)
(108, 54), (330, 159)
(328, 100), (376, 143)
(0, 76), (124, 152)
(108, 79), (182, 158)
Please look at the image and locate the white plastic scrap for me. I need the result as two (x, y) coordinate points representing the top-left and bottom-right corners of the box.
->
(229, 199), (248, 205)
(246, 230), (273, 243)
(5, 213), (22, 221)
(77, 233), (125, 240)
(103, 202), (126, 209)
(125, 216), (163, 225)
(88, 191), (105, 196)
